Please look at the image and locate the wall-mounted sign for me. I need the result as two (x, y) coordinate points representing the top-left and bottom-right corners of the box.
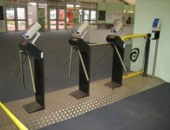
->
(98, 10), (106, 21)
(130, 48), (140, 62)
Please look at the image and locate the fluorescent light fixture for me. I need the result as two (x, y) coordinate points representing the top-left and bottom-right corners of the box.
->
(75, 4), (80, 8)
(67, 4), (81, 8)
(28, 2), (37, 6)
(124, 0), (136, 5)
(67, 4), (74, 8)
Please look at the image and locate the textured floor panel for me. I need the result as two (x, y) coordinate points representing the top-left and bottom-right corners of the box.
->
(0, 107), (19, 130)
(1, 75), (164, 130)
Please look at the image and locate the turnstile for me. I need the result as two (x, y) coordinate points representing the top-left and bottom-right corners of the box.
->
(18, 41), (45, 113)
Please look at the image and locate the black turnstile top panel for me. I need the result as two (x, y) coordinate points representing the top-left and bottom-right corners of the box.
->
(19, 41), (43, 60)
(69, 37), (90, 52)
(106, 35), (124, 49)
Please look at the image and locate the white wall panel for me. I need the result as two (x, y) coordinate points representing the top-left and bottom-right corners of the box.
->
(133, 0), (170, 82)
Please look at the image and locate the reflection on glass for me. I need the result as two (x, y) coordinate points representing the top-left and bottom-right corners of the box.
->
(38, 3), (47, 8)
(50, 21), (56, 29)
(79, 9), (82, 23)
(91, 10), (96, 20)
(18, 21), (26, 30)
(6, 7), (14, 19)
(50, 9), (56, 20)
(67, 4), (74, 8)
(58, 9), (65, 20)
(58, 21), (65, 30)
(84, 10), (89, 20)
(17, 8), (25, 19)
(7, 21), (15, 31)
(84, 20), (89, 23)
(90, 21), (96, 23)
(28, 2), (38, 25)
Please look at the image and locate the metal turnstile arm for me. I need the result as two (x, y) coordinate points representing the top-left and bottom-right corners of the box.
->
(114, 45), (127, 72)
(19, 51), (25, 89)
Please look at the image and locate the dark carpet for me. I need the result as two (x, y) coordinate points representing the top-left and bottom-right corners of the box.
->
(0, 30), (112, 102)
(41, 83), (170, 130)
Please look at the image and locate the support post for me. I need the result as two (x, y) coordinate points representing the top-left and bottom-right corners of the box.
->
(19, 41), (45, 113)
(152, 31), (160, 78)
(34, 57), (45, 108)
(143, 33), (151, 76)
(69, 38), (90, 99)
(105, 35), (125, 88)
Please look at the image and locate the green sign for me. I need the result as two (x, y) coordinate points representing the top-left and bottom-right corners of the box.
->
(73, 10), (79, 23)
(38, 8), (45, 31)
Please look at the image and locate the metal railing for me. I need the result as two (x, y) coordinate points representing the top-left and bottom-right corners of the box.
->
(121, 34), (147, 41)
(121, 33), (150, 77)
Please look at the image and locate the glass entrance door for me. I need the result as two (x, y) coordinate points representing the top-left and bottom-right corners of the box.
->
(49, 8), (66, 30)
(17, 7), (26, 30)
(58, 9), (65, 30)
(5, 7), (15, 31)
(83, 9), (89, 22)
(5, 6), (27, 31)
(28, 2), (37, 26)
(49, 8), (57, 30)
(83, 9), (96, 23)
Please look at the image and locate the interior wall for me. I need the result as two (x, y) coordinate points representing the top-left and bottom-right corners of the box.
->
(0, 0), (3, 5)
(106, 3), (124, 23)
(123, 5), (135, 24)
(134, 0), (170, 82)
(98, 2), (124, 23)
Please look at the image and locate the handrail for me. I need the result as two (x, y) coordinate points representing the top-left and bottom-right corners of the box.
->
(123, 71), (143, 79)
(121, 34), (147, 41)
(0, 101), (28, 130)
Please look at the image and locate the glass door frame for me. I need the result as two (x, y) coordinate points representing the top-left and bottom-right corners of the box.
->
(5, 5), (28, 32)
(48, 6), (66, 30)
(58, 8), (66, 30)
(49, 7), (58, 30)
(82, 9), (97, 23)
(28, 2), (38, 26)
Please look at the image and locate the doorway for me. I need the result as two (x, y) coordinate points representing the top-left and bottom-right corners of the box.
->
(5, 6), (27, 31)
(49, 8), (66, 30)
(28, 2), (47, 31)
(28, 2), (37, 26)
(83, 9), (96, 23)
